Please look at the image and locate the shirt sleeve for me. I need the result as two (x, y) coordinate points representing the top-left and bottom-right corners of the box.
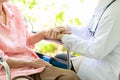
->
(21, 15), (35, 48)
(61, 7), (120, 59)
(25, 24), (35, 48)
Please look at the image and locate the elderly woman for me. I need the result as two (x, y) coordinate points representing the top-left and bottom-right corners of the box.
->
(0, 0), (80, 80)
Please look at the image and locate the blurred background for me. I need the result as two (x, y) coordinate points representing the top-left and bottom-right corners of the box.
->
(11, 0), (99, 56)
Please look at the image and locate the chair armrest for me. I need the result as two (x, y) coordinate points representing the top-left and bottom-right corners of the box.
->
(0, 57), (11, 80)
(45, 39), (72, 70)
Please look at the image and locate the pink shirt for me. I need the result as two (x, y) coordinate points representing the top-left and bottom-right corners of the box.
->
(0, 2), (45, 79)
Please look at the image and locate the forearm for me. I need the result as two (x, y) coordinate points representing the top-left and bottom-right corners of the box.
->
(6, 57), (32, 68)
(28, 31), (46, 45)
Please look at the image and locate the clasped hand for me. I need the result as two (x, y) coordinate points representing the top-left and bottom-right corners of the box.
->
(45, 26), (71, 40)
(29, 58), (51, 68)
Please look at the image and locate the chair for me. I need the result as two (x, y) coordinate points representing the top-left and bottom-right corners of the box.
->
(0, 57), (11, 80)
(46, 39), (72, 70)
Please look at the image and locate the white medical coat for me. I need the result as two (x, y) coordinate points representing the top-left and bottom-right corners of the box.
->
(61, 0), (120, 80)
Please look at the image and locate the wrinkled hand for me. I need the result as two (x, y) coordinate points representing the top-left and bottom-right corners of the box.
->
(46, 25), (71, 40)
(29, 59), (51, 68)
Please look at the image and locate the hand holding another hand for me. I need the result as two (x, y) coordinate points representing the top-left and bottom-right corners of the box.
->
(29, 58), (51, 68)
(46, 25), (71, 40)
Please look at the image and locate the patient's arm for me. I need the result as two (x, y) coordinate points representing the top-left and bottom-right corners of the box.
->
(27, 30), (47, 45)
(6, 57), (33, 68)
(6, 57), (50, 68)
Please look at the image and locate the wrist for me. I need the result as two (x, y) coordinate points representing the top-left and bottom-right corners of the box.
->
(41, 30), (47, 39)
(57, 34), (65, 40)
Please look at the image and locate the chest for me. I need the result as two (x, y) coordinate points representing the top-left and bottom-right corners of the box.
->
(0, 18), (27, 52)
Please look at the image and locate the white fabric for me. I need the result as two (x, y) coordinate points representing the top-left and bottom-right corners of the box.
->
(71, 56), (85, 72)
(61, 0), (120, 80)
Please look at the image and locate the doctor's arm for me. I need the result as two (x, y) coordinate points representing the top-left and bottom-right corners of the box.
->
(51, 10), (120, 59)
(61, 16), (120, 59)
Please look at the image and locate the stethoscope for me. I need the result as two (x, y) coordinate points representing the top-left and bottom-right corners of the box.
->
(88, 0), (116, 36)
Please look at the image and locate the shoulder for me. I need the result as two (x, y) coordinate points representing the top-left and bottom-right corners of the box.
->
(100, 0), (120, 24)
(110, 0), (120, 16)
(105, 0), (120, 19)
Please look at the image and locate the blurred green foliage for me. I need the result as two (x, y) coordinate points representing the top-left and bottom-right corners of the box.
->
(12, 0), (83, 56)
(12, 0), (37, 9)
(55, 11), (64, 26)
(35, 42), (56, 54)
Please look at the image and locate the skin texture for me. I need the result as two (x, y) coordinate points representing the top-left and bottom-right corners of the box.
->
(7, 57), (51, 68)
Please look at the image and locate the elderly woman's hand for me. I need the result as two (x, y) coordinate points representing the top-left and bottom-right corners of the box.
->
(6, 57), (51, 68)
(46, 25), (71, 40)
(29, 59), (52, 68)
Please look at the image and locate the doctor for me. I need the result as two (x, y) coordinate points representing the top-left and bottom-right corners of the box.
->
(46, 0), (120, 80)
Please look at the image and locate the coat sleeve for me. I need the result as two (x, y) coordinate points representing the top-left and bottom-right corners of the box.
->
(70, 25), (89, 39)
(61, 5), (120, 59)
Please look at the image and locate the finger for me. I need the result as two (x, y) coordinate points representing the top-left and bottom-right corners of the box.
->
(56, 27), (67, 33)
(47, 29), (54, 38)
(51, 29), (59, 39)
(61, 30), (71, 34)
(54, 31), (60, 39)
